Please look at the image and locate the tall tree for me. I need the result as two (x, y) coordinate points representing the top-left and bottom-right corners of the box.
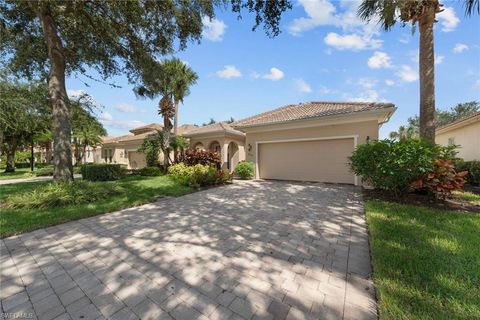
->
(358, 0), (479, 143)
(0, 80), (50, 172)
(1, 0), (292, 182)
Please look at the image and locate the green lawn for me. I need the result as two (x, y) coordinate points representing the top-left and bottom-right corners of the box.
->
(366, 201), (480, 320)
(454, 191), (480, 205)
(0, 175), (191, 238)
(0, 168), (35, 180)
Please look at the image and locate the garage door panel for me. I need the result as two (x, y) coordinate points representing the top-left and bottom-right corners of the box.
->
(258, 138), (354, 184)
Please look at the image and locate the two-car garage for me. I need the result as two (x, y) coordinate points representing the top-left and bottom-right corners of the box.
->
(257, 137), (357, 185)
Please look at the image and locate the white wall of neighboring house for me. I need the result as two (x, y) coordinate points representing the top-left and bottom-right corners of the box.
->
(436, 120), (480, 161)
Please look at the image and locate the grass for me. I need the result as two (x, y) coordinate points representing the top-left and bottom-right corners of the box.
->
(0, 168), (35, 180)
(366, 200), (480, 320)
(0, 175), (191, 238)
(453, 191), (480, 205)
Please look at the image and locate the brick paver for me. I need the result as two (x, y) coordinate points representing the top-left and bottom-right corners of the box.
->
(0, 181), (376, 319)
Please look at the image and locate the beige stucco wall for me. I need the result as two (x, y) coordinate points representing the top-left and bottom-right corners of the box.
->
(436, 121), (480, 161)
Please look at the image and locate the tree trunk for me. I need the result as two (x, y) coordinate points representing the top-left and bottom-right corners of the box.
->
(162, 122), (171, 171)
(173, 100), (179, 163)
(36, 3), (73, 182)
(5, 136), (17, 173)
(30, 135), (34, 172)
(419, 4), (437, 144)
(45, 141), (52, 164)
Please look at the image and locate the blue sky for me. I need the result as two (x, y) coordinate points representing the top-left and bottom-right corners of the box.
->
(66, 0), (480, 138)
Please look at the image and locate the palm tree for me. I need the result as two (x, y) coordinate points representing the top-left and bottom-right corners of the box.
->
(358, 0), (479, 143)
(169, 59), (198, 135)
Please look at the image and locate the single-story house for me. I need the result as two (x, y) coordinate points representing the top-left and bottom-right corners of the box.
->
(99, 123), (197, 168)
(436, 112), (480, 161)
(187, 101), (395, 185)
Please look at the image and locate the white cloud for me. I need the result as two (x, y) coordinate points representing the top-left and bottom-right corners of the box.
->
(67, 89), (86, 99)
(262, 67), (284, 81)
(324, 32), (382, 51)
(202, 17), (226, 42)
(295, 79), (312, 93)
(385, 79), (395, 86)
(349, 89), (381, 102)
(115, 103), (137, 113)
(453, 43), (469, 53)
(437, 6), (460, 32)
(357, 78), (377, 89)
(216, 65), (242, 79)
(399, 34), (411, 44)
(288, 0), (337, 35)
(319, 85), (332, 95)
(99, 112), (113, 121)
(435, 55), (445, 65)
(368, 51), (392, 69)
(397, 65), (418, 82)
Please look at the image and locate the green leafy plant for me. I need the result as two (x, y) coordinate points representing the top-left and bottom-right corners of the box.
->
(455, 160), (480, 186)
(139, 166), (162, 176)
(412, 159), (468, 199)
(80, 164), (123, 181)
(235, 161), (255, 180)
(168, 163), (230, 188)
(179, 149), (221, 167)
(6, 181), (126, 209)
(349, 139), (456, 196)
(35, 165), (54, 176)
(138, 137), (161, 167)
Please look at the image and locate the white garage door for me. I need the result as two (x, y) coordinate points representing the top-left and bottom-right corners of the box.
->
(258, 138), (355, 184)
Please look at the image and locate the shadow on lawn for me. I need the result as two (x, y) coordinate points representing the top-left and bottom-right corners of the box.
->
(2, 181), (377, 319)
(367, 201), (480, 319)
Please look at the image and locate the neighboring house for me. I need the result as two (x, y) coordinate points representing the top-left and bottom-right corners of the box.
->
(186, 101), (395, 185)
(99, 123), (197, 168)
(436, 112), (480, 161)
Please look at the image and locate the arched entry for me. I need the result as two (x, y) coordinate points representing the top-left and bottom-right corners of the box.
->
(194, 142), (204, 150)
(227, 141), (239, 172)
(209, 141), (221, 154)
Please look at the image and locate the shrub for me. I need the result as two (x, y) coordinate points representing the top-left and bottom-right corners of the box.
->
(139, 166), (162, 176)
(455, 160), (480, 186)
(349, 139), (455, 196)
(412, 159), (468, 199)
(168, 163), (230, 187)
(179, 149), (221, 167)
(235, 161), (255, 180)
(80, 164), (123, 181)
(35, 165), (54, 176)
(6, 181), (126, 209)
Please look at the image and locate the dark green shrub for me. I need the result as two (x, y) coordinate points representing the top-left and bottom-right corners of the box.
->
(80, 164), (123, 181)
(6, 181), (126, 209)
(235, 161), (255, 180)
(139, 166), (162, 176)
(35, 165), (54, 176)
(455, 160), (480, 186)
(349, 139), (455, 196)
(179, 149), (221, 167)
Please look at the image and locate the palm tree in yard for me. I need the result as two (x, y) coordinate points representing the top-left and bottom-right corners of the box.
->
(358, 0), (479, 143)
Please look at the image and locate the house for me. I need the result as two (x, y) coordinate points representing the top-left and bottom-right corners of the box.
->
(98, 123), (197, 168)
(187, 101), (395, 185)
(436, 112), (480, 161)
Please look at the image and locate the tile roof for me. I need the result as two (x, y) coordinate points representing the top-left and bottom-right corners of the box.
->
(176, 124), (199, 135)
(436, 111), (480, 133)
(184, 122), (245, 137)
(233, 101), (395, 128)
(129, 123), (163, 135)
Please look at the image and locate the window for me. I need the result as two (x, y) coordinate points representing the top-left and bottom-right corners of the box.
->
(448, 137), (455, 146)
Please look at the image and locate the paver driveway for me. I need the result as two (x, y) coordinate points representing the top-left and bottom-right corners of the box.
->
(1, 181), (376, 320)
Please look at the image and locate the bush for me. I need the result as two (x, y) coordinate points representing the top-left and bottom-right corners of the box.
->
(168, 163), (231, 188)
(35, 165), (54, 176)
(412, 159), (468, 198)
(349, 139), (455, 196)
(139, 166), (162, 176)
(179, 149), (221, 167)
(6, 181), (126, 209)
(235, 161), (255, 180)
(455, 160), (480, 186)
(80, 164), (123, 181)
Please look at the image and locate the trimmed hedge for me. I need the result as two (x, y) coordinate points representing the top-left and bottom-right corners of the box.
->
(139, 166), (162, 176)
(80, 164), (123, 181)
(168, 163), (231, 188)
(235, 161), (255, 180)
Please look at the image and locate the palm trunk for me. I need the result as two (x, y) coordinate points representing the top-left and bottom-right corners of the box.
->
(173, 100), (179, 163)
(163, 119), (171, 170)
(30, 135), (34, 172)
(419, 5), (436, 144)
(36, 3), (73, 182)
(5, 135), (17, 173)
